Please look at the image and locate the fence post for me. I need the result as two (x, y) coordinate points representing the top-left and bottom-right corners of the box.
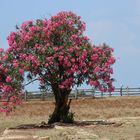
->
(126, 86), (129, 96)
(109, 92), (112, 97)
(120, 85), (123, 96)
(42, 91), (45, 101)
(24, 90), (28, 101)
(75, 88), (78, 99)
(82, 89), (85, 96)
(92, 88), (95, 99)
(101, 92), (103, 98)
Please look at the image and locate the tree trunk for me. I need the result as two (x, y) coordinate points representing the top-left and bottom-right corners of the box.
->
(48, 84), (73, 124)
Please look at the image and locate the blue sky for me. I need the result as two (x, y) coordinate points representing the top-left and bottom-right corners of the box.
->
(0, 0), (140, 90)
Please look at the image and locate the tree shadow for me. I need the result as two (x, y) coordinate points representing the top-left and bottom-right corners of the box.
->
(9, 120), (122, 130)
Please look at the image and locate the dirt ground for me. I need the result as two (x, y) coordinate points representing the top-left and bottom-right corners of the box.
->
(0, 96), (140, 140)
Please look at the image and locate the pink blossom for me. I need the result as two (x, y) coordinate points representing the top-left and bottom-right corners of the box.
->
(89, 80), (98, 86)
(94, 66), (100, 73)
(59, 56), (64, 61)
(13, 63), (18, 67)
(107, 57), (115, 64)
(53, 47), (58, 51)
(4, 68), (8, 73)
(23, 34), (30, 42)
(6, 76), (12, 83)
(68, 48), (73, 52)
(91, 54), (98, 61)
(6, 48), (12, 53)
(83, 68), (87, 74)
(59, 85), (65, 89)
(19, 69), (24, 75)
(0, 48), (4, 52)
(3, 55), (8, 61)
(71, 58), (75, 63)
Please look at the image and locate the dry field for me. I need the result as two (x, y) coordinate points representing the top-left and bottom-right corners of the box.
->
(0, 96), (140, 140)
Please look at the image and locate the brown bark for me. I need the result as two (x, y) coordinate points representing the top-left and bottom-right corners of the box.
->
(48, 84), (73, 124)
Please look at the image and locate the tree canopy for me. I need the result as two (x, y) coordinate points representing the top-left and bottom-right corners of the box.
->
(0, 11), (115, 123)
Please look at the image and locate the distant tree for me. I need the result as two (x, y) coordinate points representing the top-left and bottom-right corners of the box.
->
(0, 11), (115, 123)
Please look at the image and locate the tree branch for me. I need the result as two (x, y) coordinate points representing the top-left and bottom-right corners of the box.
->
(23, 78), (39, 87)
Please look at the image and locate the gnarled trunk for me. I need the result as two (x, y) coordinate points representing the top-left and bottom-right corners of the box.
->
(48, 84), (73, 124)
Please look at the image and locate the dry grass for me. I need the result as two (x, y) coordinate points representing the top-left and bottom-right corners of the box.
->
(0, 96), (140, 125)
(0, 96), (140, 139)
(71, 96), (140, 120)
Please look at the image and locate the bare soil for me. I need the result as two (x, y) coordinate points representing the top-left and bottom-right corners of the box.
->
(0, 96), (140, 139)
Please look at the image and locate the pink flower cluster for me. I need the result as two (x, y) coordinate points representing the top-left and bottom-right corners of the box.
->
(0, 52), (23, 113)
(0, 11), (115, 113)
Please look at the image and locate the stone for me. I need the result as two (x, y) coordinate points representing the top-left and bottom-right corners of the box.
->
(54, 125), (64, 130)
(99, 138), (110, 140)
(33, 136), (40, 139)
(39, 136), (50, 140)
(0, 135), (38, 140)
(1, 129), (39, 140)
(3, 129), (33, 136)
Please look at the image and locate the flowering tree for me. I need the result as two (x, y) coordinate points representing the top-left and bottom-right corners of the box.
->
(0, 11), (115, 123)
